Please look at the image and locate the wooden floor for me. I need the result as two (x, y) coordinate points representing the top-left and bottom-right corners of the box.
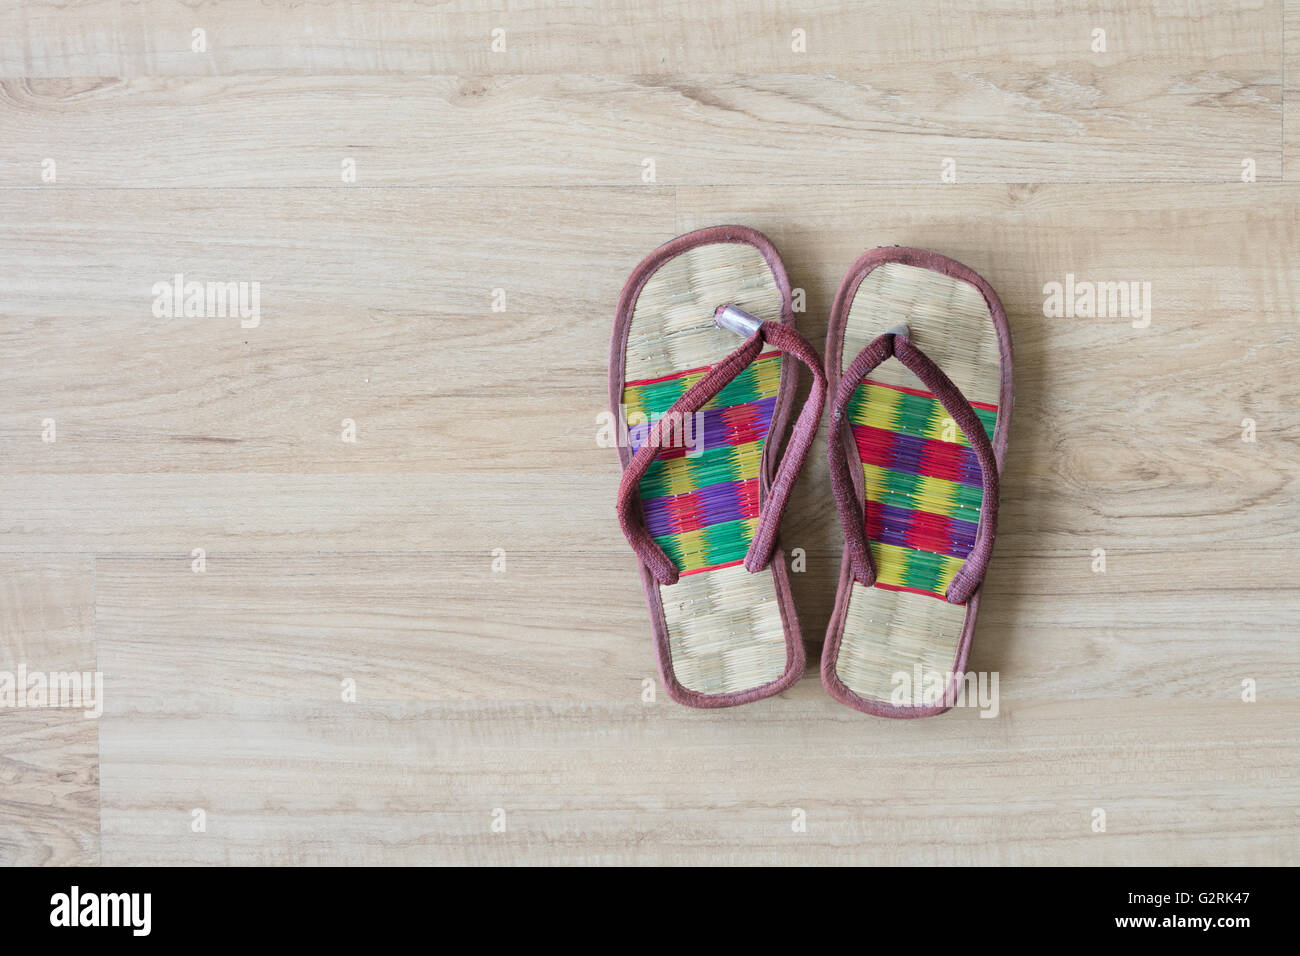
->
(2, 1), (1298, 866)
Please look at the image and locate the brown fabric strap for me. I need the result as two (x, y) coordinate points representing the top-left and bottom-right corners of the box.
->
(617, 318), (826, 586)
(829, 329), (1000, 605)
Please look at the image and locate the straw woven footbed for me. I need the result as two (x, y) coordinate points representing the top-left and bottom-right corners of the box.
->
(623, 243), (789, 695)
(837, 263), (1002, 703)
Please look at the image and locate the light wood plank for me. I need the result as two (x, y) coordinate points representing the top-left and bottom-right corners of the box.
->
(0, 557), (99, 866)
(95, 552), (656, 704)
(0, 555), (95, 671)
(0, 1), (1280, 77)
(92, 550), (1299, 705)
(98, 698), (1300, 865)
(0, 711), (99, 865)
(0, 186), (670, 477)
(1286, 0), (1299, 178)
(0, 70), (1279, 186)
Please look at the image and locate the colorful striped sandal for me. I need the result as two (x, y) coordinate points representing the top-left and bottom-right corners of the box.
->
(823, 248), (1012, 717)
(611, 226), (826, 707)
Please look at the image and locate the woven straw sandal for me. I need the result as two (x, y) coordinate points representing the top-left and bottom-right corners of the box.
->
(611, 226), (825, 707)
(822, 248), (1012, 717)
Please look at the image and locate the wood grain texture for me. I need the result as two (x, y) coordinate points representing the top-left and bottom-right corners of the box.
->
(0, 186), (671, 479)
(1287, 0), (1299, 178)
(0, 71), (1279, 186)
(94, 552), (656, 705)
(0, 1), (1279, 76)
(0, 712), (99, 866)
(98, 698), (1300, 865)
(0, 556), (95, 671)
(1, 1), (1296, 866)
(92, 551), (1300, 707)
(0, 558), (99, 866)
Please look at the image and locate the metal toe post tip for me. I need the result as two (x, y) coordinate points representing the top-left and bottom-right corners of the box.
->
(714, 304), (764, 338)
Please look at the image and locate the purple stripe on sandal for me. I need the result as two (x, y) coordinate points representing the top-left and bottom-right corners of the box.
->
(868, 501), (977, 558)
(641, 478), (758, 537)
(861, 426), (984, 487)
(628, 396), (776, 455)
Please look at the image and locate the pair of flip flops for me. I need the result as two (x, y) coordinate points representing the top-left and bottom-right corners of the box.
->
(611, 226), (1012, 716)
